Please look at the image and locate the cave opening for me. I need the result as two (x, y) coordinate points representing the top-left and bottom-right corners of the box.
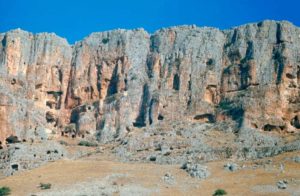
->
(11, 164), (18, 171)
(158, 114), (164, 121)
(133, 84), (150, 127)
(173, 73), (180, 91)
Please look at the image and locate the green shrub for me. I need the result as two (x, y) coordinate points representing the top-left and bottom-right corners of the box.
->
(0, 186), (11, 196)
(78, 140), (98, 147)
(40, 183), (51, 190)
(213, 189), (227, 196)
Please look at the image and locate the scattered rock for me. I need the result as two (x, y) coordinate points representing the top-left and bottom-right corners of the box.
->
(162, 173), (175, 185)
(224, 163), (238, 172)
(0, 141), (66, 176)
(1, 20), (300, 176)
(277, 180), (288, 189)
(160, 144), (171, 156)
(181, 162), (210, 179)
(266, 159), (272, 164)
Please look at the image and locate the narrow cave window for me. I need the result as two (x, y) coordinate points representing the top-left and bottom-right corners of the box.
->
(46, 101), (56, 109)
(11, 78), (16, 85)
(46, 111), (56, 123)
(11, 164), (18, 171)
(193, 114), (215, 123)
(263, 124), (285, 132)
(206, 59), (214, 66)
(6, 135), (19, 144)
(58, 69), (63, 82)
(158, 114), (164, 120)
(187, 98), (192, 107)
(173, 73), (180, 91)
(35, 83), (43, 89)
(188, 74), (192, 91)
(102, 38), (109, 44)
(107, 65), (119, 96)
(286, 73), (295, 79)
(206, 58), (215, 70)
(124, 78), (128, 91)
(84, 86), (90, 92)
(291, 115), (300, 129)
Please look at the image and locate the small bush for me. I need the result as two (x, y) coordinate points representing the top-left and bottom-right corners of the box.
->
(40, 183), (51, 190)
(78, 140), (98, 147)
(213, 189), (227, 196)
(0, 186), (11, 196)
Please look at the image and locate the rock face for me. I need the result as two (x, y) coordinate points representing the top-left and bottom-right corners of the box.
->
(0, 21), (300, 158)
(0, 30), (72, 144)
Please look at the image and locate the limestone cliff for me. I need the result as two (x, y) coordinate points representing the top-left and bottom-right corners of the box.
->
(0, 20), (299, 149)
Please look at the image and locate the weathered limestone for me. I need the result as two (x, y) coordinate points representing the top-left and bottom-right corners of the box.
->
(0, 29), (72, 143)
(0, 20), (299, 150)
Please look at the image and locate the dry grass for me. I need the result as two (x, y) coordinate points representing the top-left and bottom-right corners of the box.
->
(0, 151), (299, 195)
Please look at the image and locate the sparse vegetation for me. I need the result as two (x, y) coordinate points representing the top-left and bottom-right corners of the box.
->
(225, 147), (233, 158)
(78, 140), (98, 147)
(130, 75), (138, 81)
(59, 140), (68, 146)
(213, 189), (227, 196)
(0, 186), (11, 196)
(39, 183), (51, 190)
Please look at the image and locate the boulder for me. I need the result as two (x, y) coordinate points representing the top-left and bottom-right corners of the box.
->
(181, 162), (210, 179)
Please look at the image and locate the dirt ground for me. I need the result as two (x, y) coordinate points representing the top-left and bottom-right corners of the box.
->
(0, 150), (300, 196)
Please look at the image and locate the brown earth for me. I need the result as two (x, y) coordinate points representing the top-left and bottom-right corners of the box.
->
(0, 150), (299, 196)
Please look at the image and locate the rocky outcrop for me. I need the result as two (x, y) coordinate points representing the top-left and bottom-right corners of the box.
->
(0, 20), (300, 155)
(66, 29), (150, 142)
(0, 29), (72, 144)
(0, 141), (66, 176)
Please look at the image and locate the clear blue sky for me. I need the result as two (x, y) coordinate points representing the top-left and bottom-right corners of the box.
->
(1, 0), (300, 43)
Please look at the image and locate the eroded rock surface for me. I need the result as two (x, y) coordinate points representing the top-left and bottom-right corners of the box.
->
(0, 20), (300, 163)
(0, 141), (66, 176)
